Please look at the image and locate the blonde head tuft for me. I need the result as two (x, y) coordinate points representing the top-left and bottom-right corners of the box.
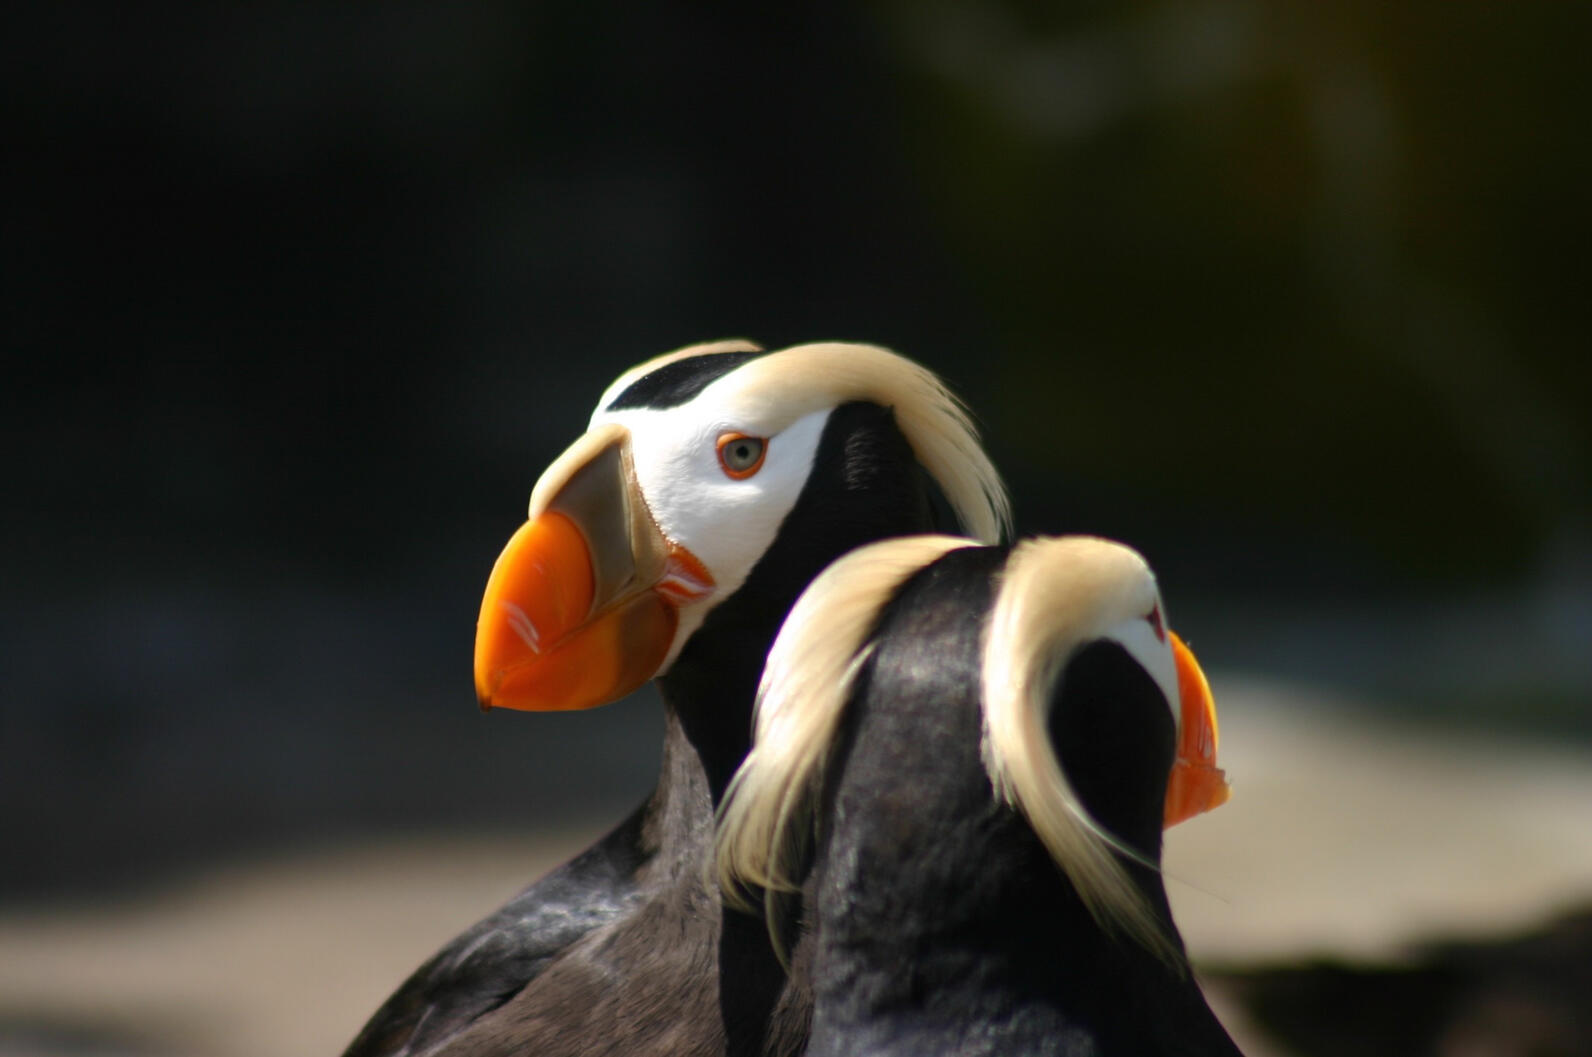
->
(706, 343), (1010, 544)
(714, 534), (980, 953)
(980, 536), (1184, 968)
(593, 340), (1008, 543)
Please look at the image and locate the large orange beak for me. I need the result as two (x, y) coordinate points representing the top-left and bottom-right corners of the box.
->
(474, 424), (715, 712)
(1163, 632), (1230, 827)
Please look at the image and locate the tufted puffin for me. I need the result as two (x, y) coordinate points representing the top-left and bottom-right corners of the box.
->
(341, 341), (1009, 1057)
(717, 534), (1237, 1056)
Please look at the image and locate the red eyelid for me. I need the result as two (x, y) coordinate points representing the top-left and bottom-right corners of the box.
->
(715, 432), (767, 480)
(1145, 603), (1167, 643)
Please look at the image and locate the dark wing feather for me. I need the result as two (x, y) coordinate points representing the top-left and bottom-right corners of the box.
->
(340, 807), (650, 1057)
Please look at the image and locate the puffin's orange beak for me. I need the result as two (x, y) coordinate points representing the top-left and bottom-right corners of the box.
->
(1163, 632), (1230, 827)
(474, 425), (714, 712)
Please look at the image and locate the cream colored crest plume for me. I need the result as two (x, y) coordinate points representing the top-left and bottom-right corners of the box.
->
(714, 535), (980, 922)
(598, 340), (1008, 547)
(702, 343), (1011, 545)
(980, 535), (1182, 967)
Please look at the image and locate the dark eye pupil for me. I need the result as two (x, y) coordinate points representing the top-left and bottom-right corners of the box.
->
(723, 437), (762, 471)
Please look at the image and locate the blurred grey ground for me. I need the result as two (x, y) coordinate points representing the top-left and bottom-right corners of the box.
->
(3, 677), (1591, 1057)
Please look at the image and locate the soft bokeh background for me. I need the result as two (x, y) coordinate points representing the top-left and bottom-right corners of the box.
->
(3, 3), (1588, 1055)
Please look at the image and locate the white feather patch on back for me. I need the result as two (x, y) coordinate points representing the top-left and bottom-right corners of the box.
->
(980, 535), (1183, 967)
(714, 534), (980, 912)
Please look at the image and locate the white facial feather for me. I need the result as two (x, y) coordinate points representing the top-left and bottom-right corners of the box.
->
(582, 340), (1011, 671)
(593, 401), (830, 668)
(1098, 613), (1180, 730)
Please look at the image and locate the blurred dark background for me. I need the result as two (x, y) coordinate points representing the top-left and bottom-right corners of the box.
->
(3, 0), (1588, 904)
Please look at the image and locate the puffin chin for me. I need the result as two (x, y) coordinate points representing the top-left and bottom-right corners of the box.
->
(652, 601), (715, 676)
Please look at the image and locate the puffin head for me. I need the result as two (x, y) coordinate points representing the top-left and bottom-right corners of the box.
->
(980, 536), (1230, 961)
(473, 339), (1010, 713)
(715, 534), (1229, 965)
(979, 536), (1230, 836)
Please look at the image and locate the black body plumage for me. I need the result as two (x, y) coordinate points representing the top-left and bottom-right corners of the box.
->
(799, 547), (1243, 1057)
(343, 400), (946, 1057)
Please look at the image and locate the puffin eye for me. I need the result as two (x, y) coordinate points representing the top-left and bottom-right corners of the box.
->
(715, 432), (767, 479)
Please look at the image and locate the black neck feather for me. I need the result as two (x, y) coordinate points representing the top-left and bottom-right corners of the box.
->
(658, 400), (942, 804)
(1049, 640), (1174, 868)
(645, 400), (945, 1057)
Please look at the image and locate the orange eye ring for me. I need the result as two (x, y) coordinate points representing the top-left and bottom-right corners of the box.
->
(715, 432), (767, 479)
